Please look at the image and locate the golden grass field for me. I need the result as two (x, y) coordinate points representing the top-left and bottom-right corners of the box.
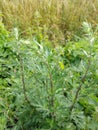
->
(0, 0), (98, 44)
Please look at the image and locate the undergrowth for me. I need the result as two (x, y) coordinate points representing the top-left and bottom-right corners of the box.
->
(0, 21), (98, 130)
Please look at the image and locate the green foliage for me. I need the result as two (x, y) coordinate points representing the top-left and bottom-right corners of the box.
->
(0, 22), (98, 130)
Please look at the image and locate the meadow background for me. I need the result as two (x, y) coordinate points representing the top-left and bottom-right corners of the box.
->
(0, 0), (98, 45)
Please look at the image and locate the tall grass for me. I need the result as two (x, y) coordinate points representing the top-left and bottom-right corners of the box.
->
(0, 0), (98, 44)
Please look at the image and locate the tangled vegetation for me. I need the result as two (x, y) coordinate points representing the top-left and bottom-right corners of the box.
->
(0, 0), (98, 130)
(0, 0), (98, 45)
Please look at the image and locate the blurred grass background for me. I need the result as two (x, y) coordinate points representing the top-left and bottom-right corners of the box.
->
(0, 0), (98, 45)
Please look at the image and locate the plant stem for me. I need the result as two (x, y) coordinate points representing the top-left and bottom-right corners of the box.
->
(19, 55), (34, 108)
(70, 58), (91, 112)
(46, 62), (55, 120)
(49, 71), (55, 121)
(49, 72), (54, 106)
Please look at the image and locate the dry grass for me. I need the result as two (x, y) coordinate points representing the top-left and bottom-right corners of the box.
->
(0, 0), (98, 44)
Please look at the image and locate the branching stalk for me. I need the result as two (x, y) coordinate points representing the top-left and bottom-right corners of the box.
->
(49, 72), (54, 108)
(19, 55), (34, 108)
(70, 57), (91, 112)
(46, 62), (55, 120)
